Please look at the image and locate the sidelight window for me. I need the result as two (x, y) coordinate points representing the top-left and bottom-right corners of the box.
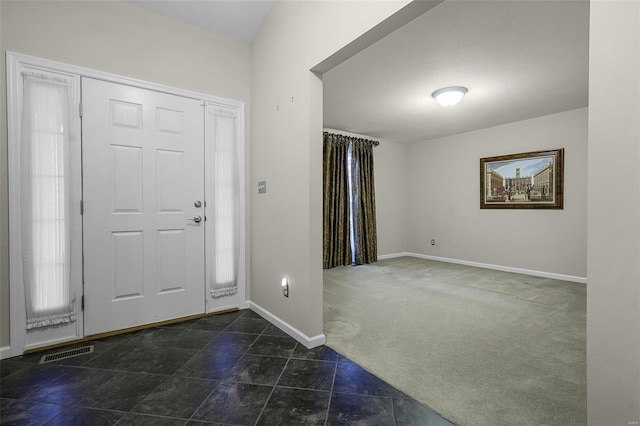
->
(20, 72), (76, 329)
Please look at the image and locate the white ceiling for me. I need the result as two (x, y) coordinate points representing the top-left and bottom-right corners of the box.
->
(323, 1), (590, 144)
(129, 0), (275, 44)
(128, 0), (589, 145)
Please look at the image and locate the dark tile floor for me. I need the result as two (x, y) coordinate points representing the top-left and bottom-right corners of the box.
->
(0, 309), (454, 425)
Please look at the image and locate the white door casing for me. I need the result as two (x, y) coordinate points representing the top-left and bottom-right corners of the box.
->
(82, 78), (205, 335)
(8, 52), (246, 355)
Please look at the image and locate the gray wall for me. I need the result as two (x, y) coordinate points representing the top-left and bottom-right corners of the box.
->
(587, 1), (640, 423)
(0, 0), (251, 348)
(405, 108), (587, 278)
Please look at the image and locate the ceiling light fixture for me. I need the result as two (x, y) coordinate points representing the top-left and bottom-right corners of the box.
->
(432, 86), (468, 107)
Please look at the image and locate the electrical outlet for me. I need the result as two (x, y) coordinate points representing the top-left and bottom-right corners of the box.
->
(431, 239), (436, 246)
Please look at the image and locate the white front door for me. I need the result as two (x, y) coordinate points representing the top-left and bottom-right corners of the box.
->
(82, 78), (205, 336)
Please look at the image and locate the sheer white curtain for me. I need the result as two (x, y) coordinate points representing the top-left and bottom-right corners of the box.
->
(208, 107), (240, 298)
(20, 72), (76, 329)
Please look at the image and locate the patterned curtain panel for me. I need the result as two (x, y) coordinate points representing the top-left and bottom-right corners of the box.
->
(323, 132), (378, 269)
(350, 140), (377, 265)
(323, 133), (352, 268)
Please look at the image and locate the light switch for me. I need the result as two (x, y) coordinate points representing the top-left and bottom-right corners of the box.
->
(258, 181), (267, 194)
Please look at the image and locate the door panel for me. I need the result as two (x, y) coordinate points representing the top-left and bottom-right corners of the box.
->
(82, 78), (205, 336)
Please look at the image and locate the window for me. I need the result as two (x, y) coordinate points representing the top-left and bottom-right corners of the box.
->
(20, 72), (76, 328)
(208, 105), (241, 298)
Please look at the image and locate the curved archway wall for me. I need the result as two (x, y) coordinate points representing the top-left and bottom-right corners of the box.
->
(249, 1), (439, 343)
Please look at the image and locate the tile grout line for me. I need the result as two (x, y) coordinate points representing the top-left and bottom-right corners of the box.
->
(111, 328), (209, 419)
(94, 312), (236, 424)
(252, 341), (297, 426)
(185, 310), (260, 424)
(323, 353), (340, 426)
(390, 390), (398, 426)
(185, 376), (223, 423)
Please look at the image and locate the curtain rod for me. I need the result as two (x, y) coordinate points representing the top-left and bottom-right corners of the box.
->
(323, 131), (380, 147)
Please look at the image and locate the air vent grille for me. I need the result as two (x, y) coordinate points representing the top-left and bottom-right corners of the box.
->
(39, 345), (94, 364)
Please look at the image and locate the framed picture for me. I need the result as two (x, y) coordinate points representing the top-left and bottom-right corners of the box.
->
(480, 149), (564, 209)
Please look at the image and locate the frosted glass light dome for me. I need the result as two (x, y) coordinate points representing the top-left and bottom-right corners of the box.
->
(432, 86), (468, 107)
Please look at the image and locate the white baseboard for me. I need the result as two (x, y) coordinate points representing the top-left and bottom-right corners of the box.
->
(1, 346), (12, 360)
(378, 252), (587, 284)
(207, 301), (249, 314)
(377, 253), (410, 260)
(248, 301), (325, 349)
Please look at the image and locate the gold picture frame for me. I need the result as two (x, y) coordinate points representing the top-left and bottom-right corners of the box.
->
(480, 149), (564, 209)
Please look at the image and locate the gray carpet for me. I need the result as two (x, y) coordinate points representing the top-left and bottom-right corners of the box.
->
(323, 256), (586, 426)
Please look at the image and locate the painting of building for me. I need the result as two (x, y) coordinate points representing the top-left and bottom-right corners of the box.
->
(481, 149), (562, 208)
(504, 168), (532, 197)
(532, 161), (554, 201)
(485, 169), (505, 201)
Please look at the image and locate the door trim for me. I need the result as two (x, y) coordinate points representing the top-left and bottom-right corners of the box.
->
(6, 51), (246, 356)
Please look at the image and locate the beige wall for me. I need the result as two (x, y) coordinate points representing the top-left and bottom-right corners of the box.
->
(0, 0), (251, 348)
(250, 1), (411, 339)
(372, 139), (408, 256)
(405, 108), (588, 278)
(587, 1), (640, 423)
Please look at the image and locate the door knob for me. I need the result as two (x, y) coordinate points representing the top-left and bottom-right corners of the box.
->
(189, 215), (202, 224)
(194, 200), (202, 208)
